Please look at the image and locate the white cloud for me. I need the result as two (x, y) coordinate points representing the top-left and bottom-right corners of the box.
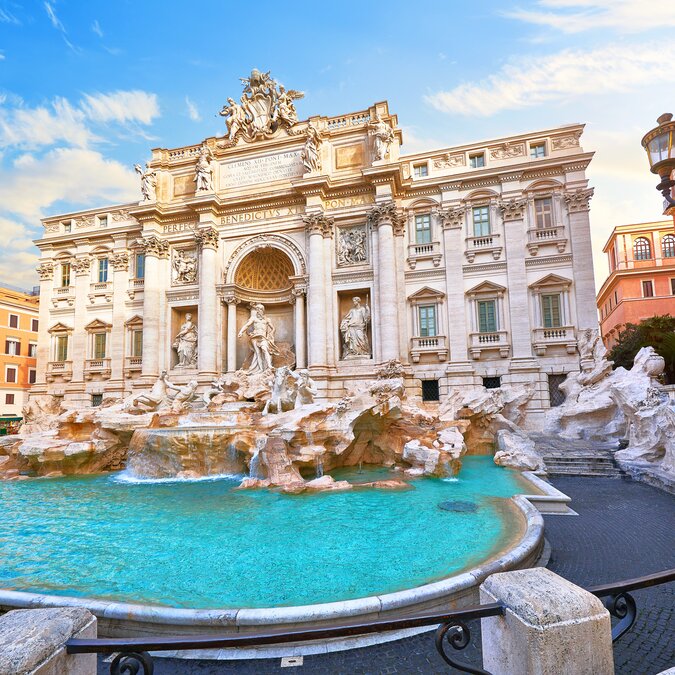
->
(43, 2), (64, 32)
(80, 91), (160, 125)
(91, 19), (103, 38)
(504, 0), (675, 34)
(0, 8), (20, 24)
(426, 43), (675, 116)
(185, 96), (201, 122)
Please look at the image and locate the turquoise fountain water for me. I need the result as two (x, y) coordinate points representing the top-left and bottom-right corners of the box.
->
(0, 457), (530, 609)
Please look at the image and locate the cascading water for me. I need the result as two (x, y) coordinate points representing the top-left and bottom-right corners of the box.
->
(315, 455), (324, 479)
(249, 437), (265, 479)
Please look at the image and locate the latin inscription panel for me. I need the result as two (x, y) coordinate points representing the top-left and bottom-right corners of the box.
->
(219, 150), (304, 190)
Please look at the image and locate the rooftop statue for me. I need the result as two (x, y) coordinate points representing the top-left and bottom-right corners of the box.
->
(134, 162), (156, 201)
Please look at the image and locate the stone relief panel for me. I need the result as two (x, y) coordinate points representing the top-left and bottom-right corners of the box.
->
(336, 225), (369, 267)
(489, 143), (525, 160)
(433, 153), (466, 169)
(171, 248), (198, 285)
(551, 131), (582, 150)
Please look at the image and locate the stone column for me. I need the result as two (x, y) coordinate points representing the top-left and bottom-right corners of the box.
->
(501, 198), (533, 359)
(109, 250), (130, 383)
(35, 262), (55, 387)
(225, 295), (239, 373)
(70, 256), (92, 383)
(303, 213), (331, 368)
(293, 287), (307, 369)
(196, 227), (219, 375)
(367, 201), (402, 362)
(140, 236), (168, 379)
(480, 567), (614, 675)
(322, 224), (336, 366)
(564, 188), (598, 330)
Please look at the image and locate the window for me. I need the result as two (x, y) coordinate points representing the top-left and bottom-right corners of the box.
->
(98, 258), (109, 283)
(28, 369), (36, 384)
(63, 222), (71, 233)
(5, 394), (15, 405)
(61, 263), (71, 288)
(534, 197), (554, 229)
(614, 290), (618, 305)
(671, 278), (675, 295)
(56, 335), (68, 362)
(135, 253), (145, 279)
(530, 143), (546, 159)
(5, 339), (19, 356)
(477, 300), (497, 333)
(98, 215), (108, 227)
(642, 280), (654, 298)
(415, 214), (432, 244)
(469, 153), (485, 169)
(8, 314), (18, 329)
(91, 394), (103, 407)
(28, 343), (37, 358)
(548, 374), (567, 407)
(421, 380), (440, 402)
(418, 305), (437, 337)
(93, 333), (107, 359)
(31, 318), (38, 332)
(132, 329), (143, 357)
(633, 237), (652, 260)
(541, 294), (562, 328)
(483, 376), (501, 389)
(5, 367), (17, 384)
(662, 234), (675, 258)
(472, 206), (490, 237)
(413, 163), (428, 178)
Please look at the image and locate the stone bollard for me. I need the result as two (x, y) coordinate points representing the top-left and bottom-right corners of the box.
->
(0, 607), (96, 675)
(480, 568), (614, 675)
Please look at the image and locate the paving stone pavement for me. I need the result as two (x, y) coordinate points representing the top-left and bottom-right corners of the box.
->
(97, 476), (674, 675)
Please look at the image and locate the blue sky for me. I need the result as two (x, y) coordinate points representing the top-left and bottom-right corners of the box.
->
(1, 0), (673, 289)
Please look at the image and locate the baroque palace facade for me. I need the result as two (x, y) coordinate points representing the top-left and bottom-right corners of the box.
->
(32, 70), (597, 422)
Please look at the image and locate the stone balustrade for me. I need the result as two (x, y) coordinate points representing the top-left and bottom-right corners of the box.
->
(465, 234), (502, 262)
(410, 334), (448, 362)
(526, 226), (567, 255)
(84, 358), (112, 380)
(532, 326), (577, 355)
(46, 361), (73, 382)
(469, 330), (510, 359)
(407, 240), (442, 268)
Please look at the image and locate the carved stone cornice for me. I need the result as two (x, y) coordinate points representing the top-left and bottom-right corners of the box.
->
(302, 212), (334, 237)
(564, 187), (594, 213)
(366, 201), (405, 236)
(195, 226), (220, 250)
(37, 262), (54, 280)
(139, 236), (170, 258)
(110, 252), (130, 271)
(291, 285), (307, 300)
(71, 257), (91, 275)
(435, 206), (465, 230)
(499, 197), (528, 222)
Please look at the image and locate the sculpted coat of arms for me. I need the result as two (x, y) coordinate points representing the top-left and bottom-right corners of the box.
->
(219, 69), (304, 144)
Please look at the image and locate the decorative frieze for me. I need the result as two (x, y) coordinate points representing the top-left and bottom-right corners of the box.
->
(171, 248), (198, 285)
(500, 197), (528, 222)
(490, 143), (525, 160)
(564, 187), (594, 213)
(110, 252), (130, 271)
(139, 236), (170, 258)
(37, 262), (54, 280)
(551, 131), (582, 150)
(433, 153), (465, 169)
(337, 225), (368, 266)
(366, 201), (405, 236)
(75, 215), (95, 229)
(195, 227), (219, 251)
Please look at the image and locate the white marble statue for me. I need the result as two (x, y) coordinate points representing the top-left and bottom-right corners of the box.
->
(173, 313), (198, 368)
(302, 123), (321, 173)
(237, 303), (279, 373)
(337, 227), (367, 266)
(219, 97), (246, 140)
(202, 375), (226, 406)
(172, 249), (198, 285)
(275, 85), (302, 126)
(340, 297), (371, 358)
(134, 163), (156, 201)
(263, 366), (293, 415)
(368, 113), (394, 161)
(167, 379), (199, 414)
(194, 143), (214, 191)
(292, 369), (317, 408)
(130, 371), (169, 412)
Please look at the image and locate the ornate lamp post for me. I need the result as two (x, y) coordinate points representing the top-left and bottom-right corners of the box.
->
(641, 113), (675, 218)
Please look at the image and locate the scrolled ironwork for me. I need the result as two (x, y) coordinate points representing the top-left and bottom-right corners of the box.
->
(435, 620), (490, 675)
(110, 651), (154, 675)
(603, 592), (637, 643)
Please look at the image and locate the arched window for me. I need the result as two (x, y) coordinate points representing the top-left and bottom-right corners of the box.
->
(633, 237), (652, 261)
(662, 234), (675, 258)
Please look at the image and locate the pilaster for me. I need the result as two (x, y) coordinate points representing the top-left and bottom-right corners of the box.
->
(35, 262), (54, 387)
(109, 247), (130, 384)
(71, 256), (91, 383)
(196, 226), (220, 375)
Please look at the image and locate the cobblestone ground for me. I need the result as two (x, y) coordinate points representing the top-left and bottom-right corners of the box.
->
(97, 476), (674, 675)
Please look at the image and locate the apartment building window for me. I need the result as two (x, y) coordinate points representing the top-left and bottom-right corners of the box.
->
(662, 234), (675, 258)
(642, 280), (654, 298)
(671, 278), (675, 295)
(415, 214), (432, 244)
(472, 206), (490, 237)
(8, 314), (18, 329)
(534, 197), (554, 229)
(132, 329), (143, 357)
(469, 153), (485, 168)
(5, 339), (20, 356)
(548, 374), (567, 407)
(55, 335), (68, 362)
(98, 258), (109, 283)
(5, 393), (15, 405)
(93, 333), (107, 359)
(5, 366), (17, 384)
(418, 305), (437, 337)
(413, 163), (428, 178)
(633, 237), (652, 260)
(31, 318), (38, 332)
(477, 300), (497, 333)
(614, 290), (618, 305)
(28, 342), (37, 357)
(61, 263), (71, 287)
(541, 294), (562, 328)
(28, 369), (36, 384)
(530, 142), (546, 159)
(135, 253), (145, 279)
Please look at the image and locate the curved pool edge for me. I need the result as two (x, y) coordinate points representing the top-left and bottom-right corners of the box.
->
(0, 473), (567, 640)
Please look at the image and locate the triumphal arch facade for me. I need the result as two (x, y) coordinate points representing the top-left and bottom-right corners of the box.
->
(33, 69), (598, 422)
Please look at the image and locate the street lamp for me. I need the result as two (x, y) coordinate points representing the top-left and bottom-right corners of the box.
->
(641, 113), (675, 210)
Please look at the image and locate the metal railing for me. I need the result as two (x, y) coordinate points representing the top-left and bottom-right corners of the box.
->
(66, 568), (675, 675)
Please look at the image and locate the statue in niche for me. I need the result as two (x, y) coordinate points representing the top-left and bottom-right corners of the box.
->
(172, 249), (198, 285)
(367, 113), (394, 161)
(129, 371), (169, 412)
(301, 122), (322, 173)
(340, 297), (371, 358)
(194, 143), (214, 192)
(134, 162), (156, 201)
(337, 227), (367, 266)
(238, 303), (279, 373)
(173, 313), (198, 368)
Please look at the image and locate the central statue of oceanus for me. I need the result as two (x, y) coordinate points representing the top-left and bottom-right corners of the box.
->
(237, 303), (280, 373)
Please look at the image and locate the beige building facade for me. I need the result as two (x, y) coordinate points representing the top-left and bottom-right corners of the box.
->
(32, 73), (598, 424)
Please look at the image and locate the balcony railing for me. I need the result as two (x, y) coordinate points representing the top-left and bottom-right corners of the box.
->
(533, 326), (577, 355)
(46, 360), (73, 382)
(88, 282), (113, 304)
(85, 358), (112, 380)
(469, 330), (510, 359)
(124, 356), (143, 378)
(127, 278), (144, 300)
(526, 226), (567, 255)
(410, 335), (448, 362)
(465, 234), (502, 262)
(407, 241), (442, 269)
